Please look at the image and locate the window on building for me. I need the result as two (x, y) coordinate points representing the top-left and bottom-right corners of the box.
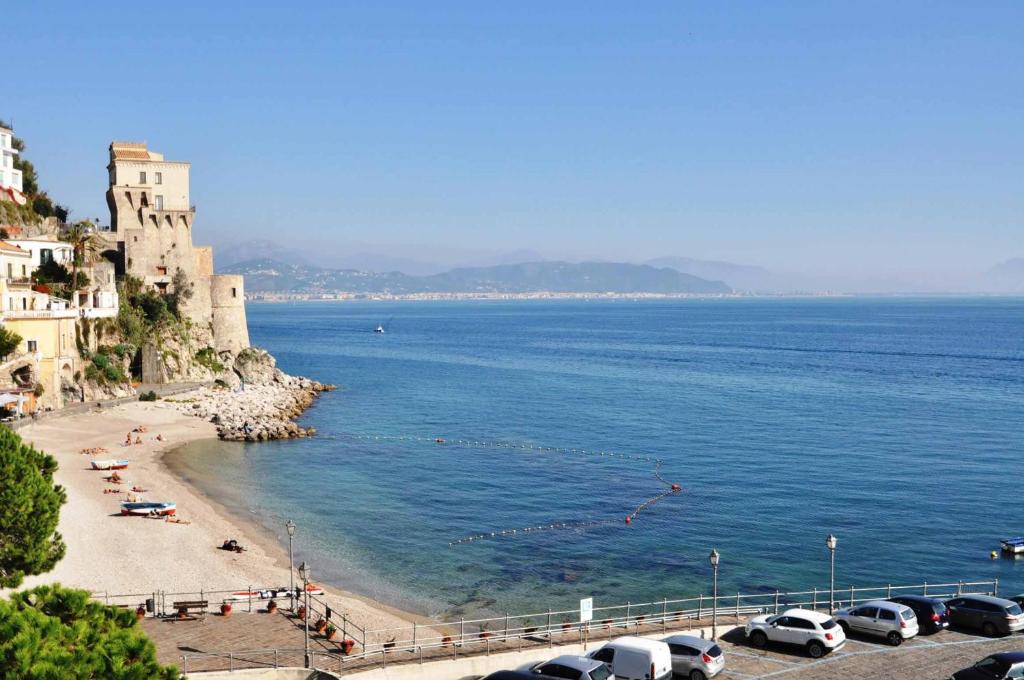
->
(21, 264), (26, 277)
(6, 263), (11, 278)
(155, 172), (162, 184)
(27, 340), (37, 353)
(40, 248), (53, 265)
(140, 171), (147, 184)
(156, 266), (168, 276)
(155, 195), (164, 210)
(232, 287), (237, 298)
(21, 298), (27, 310)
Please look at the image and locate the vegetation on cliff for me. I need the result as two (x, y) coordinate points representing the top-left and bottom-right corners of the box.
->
(0, 120), (68, 225)
(0, 427), (66, 588)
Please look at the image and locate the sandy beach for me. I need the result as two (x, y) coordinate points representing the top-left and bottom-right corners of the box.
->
(11, 398), (423, 635)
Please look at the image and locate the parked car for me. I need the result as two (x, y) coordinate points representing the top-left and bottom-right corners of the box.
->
(521, 655), (613, 680)
(945, 595), (1024, 637)
(888, 595), (949, 634)
(662, 634), (724, 679)
(587, 637), (673, 680)
(1010, 595), (1024, 611)
(745, 608), (846, 658)
(950, 652), (1024, 679)
(833, 599), (919, 645)
(484, 673), (557, 680)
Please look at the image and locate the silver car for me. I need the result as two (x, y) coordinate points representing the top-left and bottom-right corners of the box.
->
(663, 634), (724, 679)
(522, 655), (613, 680)
(834, 599), (919, 645)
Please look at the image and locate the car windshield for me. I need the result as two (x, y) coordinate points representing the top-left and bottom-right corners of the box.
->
(589, 664), (612, 680)
(1006, 603), (1023, 616)
(933, 602), (947, 613)
(820, 619), (837, 629)
(707, 644), (723, 657)
(900, 609), (915, 620)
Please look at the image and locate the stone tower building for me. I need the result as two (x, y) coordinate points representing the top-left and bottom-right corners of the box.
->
(103, 141), (249, 362)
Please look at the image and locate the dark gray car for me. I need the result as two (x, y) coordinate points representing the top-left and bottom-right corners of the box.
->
(945, 595), (1024, 637)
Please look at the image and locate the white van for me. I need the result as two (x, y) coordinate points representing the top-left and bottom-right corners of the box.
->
(587, 637), (673, 680)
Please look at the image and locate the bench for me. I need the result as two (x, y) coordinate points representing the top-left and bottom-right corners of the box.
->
(171, 600), (209, 621)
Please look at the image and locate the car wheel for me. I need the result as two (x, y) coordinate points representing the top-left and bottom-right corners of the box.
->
(982, 622), (999, 637)
(886, 631), (902, 646)
(807, 641), (825, 658)
(750, 630), (768, 648)
(690, 671), (707, 680)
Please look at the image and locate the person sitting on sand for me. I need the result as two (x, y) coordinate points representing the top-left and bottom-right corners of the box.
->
(134, 436), (143, 445)
(125, 432), (133, 446)
(155, 433), (165, 442)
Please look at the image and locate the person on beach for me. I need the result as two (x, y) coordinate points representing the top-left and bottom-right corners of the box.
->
(134, 435), (143, 445)
(155, 433), (165, 442)
(125, 432), (133, 446)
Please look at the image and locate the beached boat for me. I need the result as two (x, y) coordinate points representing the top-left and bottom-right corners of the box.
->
(1001, 537), (1024, 554)
(92, 459), (129, 470)
(120, 501), (176, 516)
(224, 584), (325, 601)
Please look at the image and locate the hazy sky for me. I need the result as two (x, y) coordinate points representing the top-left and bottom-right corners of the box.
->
(5, 2), (1022, 277)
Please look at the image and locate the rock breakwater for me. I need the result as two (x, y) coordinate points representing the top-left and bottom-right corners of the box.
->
(167, 348), (335, 441)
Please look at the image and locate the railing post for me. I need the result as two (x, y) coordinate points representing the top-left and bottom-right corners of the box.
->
(697, 595), (702, 620)
(957, 580), (963, 596)
(625, 602), (631, 627)
(182, 656), (188, 674)
(504, 612), (509, 641)
(460, 617), (465, 647)
(229, 652), (234, 672)
(248, 584), (253, 613)
(849, 585), (854, 606)
(774, 591), (780, 615)
(662, 598), (668, 631)
(812, 587), (817, 611)
(887, 584), (892, 598)
(412, 621), (417, 651)
(275, 649), (279, 668)
(735, 592), (740, 619)
(923, 581), (928, 596)
(994, 578), (999, 596)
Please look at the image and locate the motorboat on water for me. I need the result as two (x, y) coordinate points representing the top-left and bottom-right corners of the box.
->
(92, 459), (129, 470)
(1001, 537), (1024, 554)
(120, 501), (176, 516)
(374, 324), (385, 333)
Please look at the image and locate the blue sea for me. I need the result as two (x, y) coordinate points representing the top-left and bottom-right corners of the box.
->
(167, 298), (1024, 618)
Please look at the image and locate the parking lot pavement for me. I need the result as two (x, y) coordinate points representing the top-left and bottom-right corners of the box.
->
(715, 627), (1024, 679)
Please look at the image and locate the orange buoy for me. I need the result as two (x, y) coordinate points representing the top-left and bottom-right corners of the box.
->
(671, 484), (681, 492)
(624, 516), (632, 525)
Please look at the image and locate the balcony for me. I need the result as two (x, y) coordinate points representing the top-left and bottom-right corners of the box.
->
(2, 308), (78, 320)
(5, 277), (33, 287)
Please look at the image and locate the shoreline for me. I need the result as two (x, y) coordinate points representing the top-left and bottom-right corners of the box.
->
(9, 398), (431, 636)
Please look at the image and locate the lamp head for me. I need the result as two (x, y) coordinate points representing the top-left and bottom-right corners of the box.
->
(826, 534), (837, 551)
(709, 548), (720, 567)
(286, 519), (296, 537)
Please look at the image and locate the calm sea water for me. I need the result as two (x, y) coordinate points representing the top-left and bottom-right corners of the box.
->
(168, 298), (1024, 618)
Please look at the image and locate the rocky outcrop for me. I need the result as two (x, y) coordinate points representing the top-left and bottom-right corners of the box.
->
(167, 347), (334, 441)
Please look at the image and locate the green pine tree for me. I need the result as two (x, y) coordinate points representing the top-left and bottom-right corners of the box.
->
(0, 584), (178, 679)
(0, 427), (66, 588)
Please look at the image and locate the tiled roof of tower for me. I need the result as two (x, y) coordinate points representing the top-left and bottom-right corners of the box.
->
(110, 141), (154, 160)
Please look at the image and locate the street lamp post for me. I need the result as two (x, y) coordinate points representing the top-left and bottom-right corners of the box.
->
(709, 548), (720, 640)
(826, 534), (838, 614)
(299, 561), (311, 669)
(286, 520), (296, 611)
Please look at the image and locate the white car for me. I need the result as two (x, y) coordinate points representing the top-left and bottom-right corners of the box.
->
(833, 600), (918, 645)
(745, 608), (845, 658)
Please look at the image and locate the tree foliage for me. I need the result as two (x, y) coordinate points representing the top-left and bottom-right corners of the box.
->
(0, 327), (21, 360)
(0, 584), (178, 679)
(0, 427), (66, 588)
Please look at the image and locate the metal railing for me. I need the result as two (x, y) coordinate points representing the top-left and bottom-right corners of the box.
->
(179, 648), (343, 675)
(111, 578), (999, 675)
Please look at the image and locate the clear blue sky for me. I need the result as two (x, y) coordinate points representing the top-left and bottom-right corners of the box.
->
(5, 1), (1022, 277)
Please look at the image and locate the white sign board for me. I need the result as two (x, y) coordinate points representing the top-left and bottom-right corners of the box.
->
(580, 597), (593, 623)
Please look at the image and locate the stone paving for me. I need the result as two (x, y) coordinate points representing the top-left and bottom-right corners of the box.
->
(143, 607), (1024, 678)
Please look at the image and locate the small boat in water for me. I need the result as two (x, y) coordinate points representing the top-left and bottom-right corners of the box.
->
(92, 459), (129, 470)
(374, 324), (385, 333)
(1001, 537), (1024, 554)
(120, 501), (176, 516)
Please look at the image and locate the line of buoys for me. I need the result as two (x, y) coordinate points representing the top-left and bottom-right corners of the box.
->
(330, 431), (684, 546)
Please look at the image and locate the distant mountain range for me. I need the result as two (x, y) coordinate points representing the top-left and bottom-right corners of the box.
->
(222, 259), (731, 295)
